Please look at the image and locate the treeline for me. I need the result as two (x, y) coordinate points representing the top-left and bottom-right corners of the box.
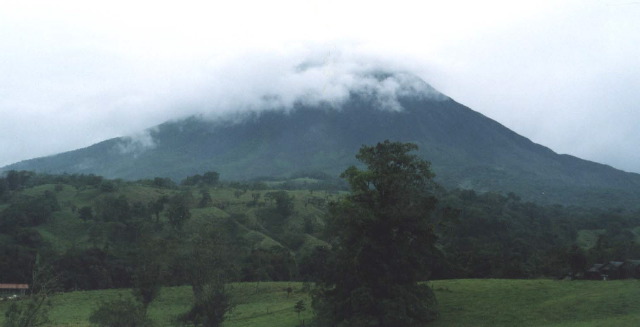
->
(2, 170), (640, 292)
(434, 190), (640, 279)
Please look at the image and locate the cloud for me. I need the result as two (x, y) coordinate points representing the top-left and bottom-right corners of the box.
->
(116, 130), (157, 157)
(1, 0), (639, 174)
(0, 38), (441, 167)
(187, 48), (446, 116)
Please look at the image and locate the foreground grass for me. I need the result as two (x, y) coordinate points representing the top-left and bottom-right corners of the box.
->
(1, 279), (639, 326)
(430, 279), (640, 327)
(0, 282), (311, 327)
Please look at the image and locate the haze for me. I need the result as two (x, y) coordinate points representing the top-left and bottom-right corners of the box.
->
(1, 0), (639, 172)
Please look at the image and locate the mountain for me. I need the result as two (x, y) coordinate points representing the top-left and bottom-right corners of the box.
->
(4, 73), (640, 207)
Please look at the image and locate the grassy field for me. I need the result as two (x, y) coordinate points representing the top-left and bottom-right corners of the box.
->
(430, 279), (640, 327)
(1, 279), (639, 326)
(0, 282), (313, 327)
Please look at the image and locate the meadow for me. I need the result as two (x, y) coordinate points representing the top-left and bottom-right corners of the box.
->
(2, 279), (639, 326)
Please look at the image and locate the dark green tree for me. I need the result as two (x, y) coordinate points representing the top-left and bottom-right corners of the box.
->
(78, 206), (94, 221)
(273, 191), (294, 218)
(198, 189), (213, 208)
(312, 141), (439, 327)
(177, 282), (233, 327)
(175, 225), (237, 327)
(166, 193), (192, 231)
(294, 300), (306, 325)
(201, 171), (220, 186)
(132, 239), (165, 311)
(89, 295), (152, 327)
(148, 196), (169, 224)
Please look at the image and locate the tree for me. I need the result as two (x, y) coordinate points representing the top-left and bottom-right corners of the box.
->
(78, 206), (94, 221)
(89, 295), (152, 327)
(259, 191), (295, 234)
(198, 189), (213, 208)
(3, 257), (57, 327)
(177, 282), (233, 327)
(312, 141), (439, 327)
(148, 196), (169, 224)
(201, 171), (220, 186)
(294, 300), (306, 325)
(166, 193), (192, 231)
(175, 225), (237, 327)
(566, 245), (587, 278)
(132, 240), (164, 311)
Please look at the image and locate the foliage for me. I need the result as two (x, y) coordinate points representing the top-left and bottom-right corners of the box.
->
(173, 224), (238, 327)
(313, 141), (440, 327)
(198, 189), (212, 208)
(3, 167), (640, 308)
(0, 192), (60, 230)
(78, 206), (94, 221)
(2, 260), (57, 327)
(132, 241), (164, 310)
(293, 299), (306, 324)
(135, 177), (177, 189)
(177, 283), (233, 327)
(88, 295), (153, 327)
(166, 193), (192, 231)
(181, 172), (220, 187)
(3, 299), (51, 327)
(241, 247), (297, 282)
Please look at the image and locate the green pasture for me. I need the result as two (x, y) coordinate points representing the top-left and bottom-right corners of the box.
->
(2, 279), (639, 326)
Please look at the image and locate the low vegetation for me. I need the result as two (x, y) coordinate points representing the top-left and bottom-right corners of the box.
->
(3, 141), (640, 325)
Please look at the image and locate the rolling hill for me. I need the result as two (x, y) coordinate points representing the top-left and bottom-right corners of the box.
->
(4, 72), (640, 207)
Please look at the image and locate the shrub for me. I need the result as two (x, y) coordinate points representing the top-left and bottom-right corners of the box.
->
(89, 295), (153, 327)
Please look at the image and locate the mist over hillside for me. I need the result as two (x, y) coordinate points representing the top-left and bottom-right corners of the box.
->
(3, 72), (640, 208)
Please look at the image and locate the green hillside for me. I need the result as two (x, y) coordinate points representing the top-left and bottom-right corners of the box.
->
(2, 171), (640, 285)
(31, 181), (331, 258)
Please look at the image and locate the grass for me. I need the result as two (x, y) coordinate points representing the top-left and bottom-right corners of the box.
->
(0, 282), (312, 327)
(430, 279), (640, 327)
(2, 279), (639, 326)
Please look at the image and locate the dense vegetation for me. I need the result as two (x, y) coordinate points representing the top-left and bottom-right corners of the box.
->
(2, 141), (640, 325)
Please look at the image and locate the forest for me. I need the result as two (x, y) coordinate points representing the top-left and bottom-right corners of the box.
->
(2, 142), (640, 326)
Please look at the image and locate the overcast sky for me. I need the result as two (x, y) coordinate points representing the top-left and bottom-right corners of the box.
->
(1, 0), (639, 172)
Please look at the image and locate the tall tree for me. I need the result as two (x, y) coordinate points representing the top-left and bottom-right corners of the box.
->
(166, 193), (192, 231)
(313, 141), (440, 327)
(176, 225), (237, 327)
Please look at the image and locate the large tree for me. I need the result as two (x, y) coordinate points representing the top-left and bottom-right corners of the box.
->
(313, 140), (440, 327)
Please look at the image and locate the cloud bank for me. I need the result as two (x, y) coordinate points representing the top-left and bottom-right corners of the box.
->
(0, 43), (444, 168)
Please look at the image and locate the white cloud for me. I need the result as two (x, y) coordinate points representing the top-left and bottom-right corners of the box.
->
(116, 130), (157, 157)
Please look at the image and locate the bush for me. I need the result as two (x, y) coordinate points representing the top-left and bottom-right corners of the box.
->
(89, 295), (153, 327)
(177, 283), (233, 327)
(3, 296), (52, 327)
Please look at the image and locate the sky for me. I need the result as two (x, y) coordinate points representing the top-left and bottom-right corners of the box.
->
(1, 0), (639, 172)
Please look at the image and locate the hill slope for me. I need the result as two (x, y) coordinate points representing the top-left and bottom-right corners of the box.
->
(4, 73), (640, 207)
